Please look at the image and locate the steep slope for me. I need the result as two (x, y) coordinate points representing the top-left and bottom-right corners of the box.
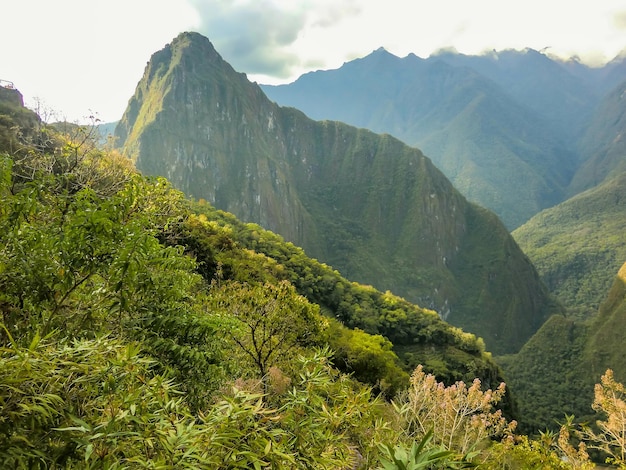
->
(570, 78), (626, 195)
(496, 314), (591, 432)
(499, 261), (626, 432)
(115, 32), (559, 354)
(585, 261), (626, 383)
(262, 48), (579, 229)
(0, 85), (41, 151)
(0, 95), (518, 467)
(0, 86), (507, 406)
(513, 172), (626, 317)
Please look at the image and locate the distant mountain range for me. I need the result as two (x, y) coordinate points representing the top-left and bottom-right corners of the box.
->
(570, 77), (626, 194)
(114, 32), (559, 355)
(261, 47), (626, 229)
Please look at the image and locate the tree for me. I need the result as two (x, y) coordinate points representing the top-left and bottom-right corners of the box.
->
(324, 319), (409, 397)
(209, 280), (322, 383)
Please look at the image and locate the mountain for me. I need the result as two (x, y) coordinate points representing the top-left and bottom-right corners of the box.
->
(0, 79), (513, 393)
(262, 48), (626, 229)
(498, 260), (626, 432)
(569, 77), (626, 195)
(513, 171), (626, 317)
(586, 261), (626, 382)
(513, 76), (626, 316)
(96, 120), (119, 145)
(430, 48), (602, 141)
(114, 32), (560, 355)
(0, 85), (40, 151)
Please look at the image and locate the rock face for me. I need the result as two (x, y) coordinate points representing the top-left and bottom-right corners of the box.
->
(0, 84), (24, 107)
(115, 32), (559, 354)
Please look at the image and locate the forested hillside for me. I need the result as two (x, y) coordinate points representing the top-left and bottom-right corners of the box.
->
(0, 81), (505, 468)
(513, 172), (626, 317)
(499, 260), (626, 436)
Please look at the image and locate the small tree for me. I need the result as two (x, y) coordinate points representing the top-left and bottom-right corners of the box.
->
(210, 280), (321, 383)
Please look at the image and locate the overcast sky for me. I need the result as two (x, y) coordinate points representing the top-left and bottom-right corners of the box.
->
(3, 0), (626, 123)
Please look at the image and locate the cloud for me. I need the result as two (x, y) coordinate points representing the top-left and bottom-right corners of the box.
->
(615, 10), (626, 30)
(188, 0), (360, 78)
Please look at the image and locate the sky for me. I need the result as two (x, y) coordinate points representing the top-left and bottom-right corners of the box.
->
(3, 0), (626, 123)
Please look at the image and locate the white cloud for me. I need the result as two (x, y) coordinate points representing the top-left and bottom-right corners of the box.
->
(2, 0), (198, 122)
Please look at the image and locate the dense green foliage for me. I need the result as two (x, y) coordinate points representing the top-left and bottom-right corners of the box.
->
(0, 91), (519, 468)
(498, 261), (626, 434)
(513, 172), (626, 318)
(497, 315), (593, 433)
(184, 201), (504, 390)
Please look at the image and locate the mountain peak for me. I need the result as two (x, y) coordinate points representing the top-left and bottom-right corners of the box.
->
(360, 47), (400, 63)
(166, 31), (225, 64)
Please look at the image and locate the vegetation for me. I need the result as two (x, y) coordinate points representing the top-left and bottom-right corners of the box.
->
(260, 48), (609, 230)
(496, 260), (626, 437)
(2, 83), (626, 468)
(513, 172), (626, 318)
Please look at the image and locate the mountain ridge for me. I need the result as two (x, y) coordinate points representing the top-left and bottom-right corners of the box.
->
(115, 31), (559, 355)
(261, 47), (626, 229)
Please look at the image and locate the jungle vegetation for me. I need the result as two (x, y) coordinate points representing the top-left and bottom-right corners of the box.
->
(1, 88), (625, 468)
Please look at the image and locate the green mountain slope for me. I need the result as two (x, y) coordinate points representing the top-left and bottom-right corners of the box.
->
(570, 78), (626, 195)
(585, 261), (626, 384)
(513, 172), (626, 317)
(262, 48), (587, 229)
(115, 32), (559, 354)
(0, 90), (518, 467)
(499, 260), (626, 432)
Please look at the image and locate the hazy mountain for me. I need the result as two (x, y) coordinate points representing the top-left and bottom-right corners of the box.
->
(115, 32), (560, 354)
(513, 171), (626, 317)
(96, 121), (118, 145)
(569, 77), (626, 195)
(262, 48), (625, 229)
(431, 48), (601, 141)
(560, 50), (626, 98)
